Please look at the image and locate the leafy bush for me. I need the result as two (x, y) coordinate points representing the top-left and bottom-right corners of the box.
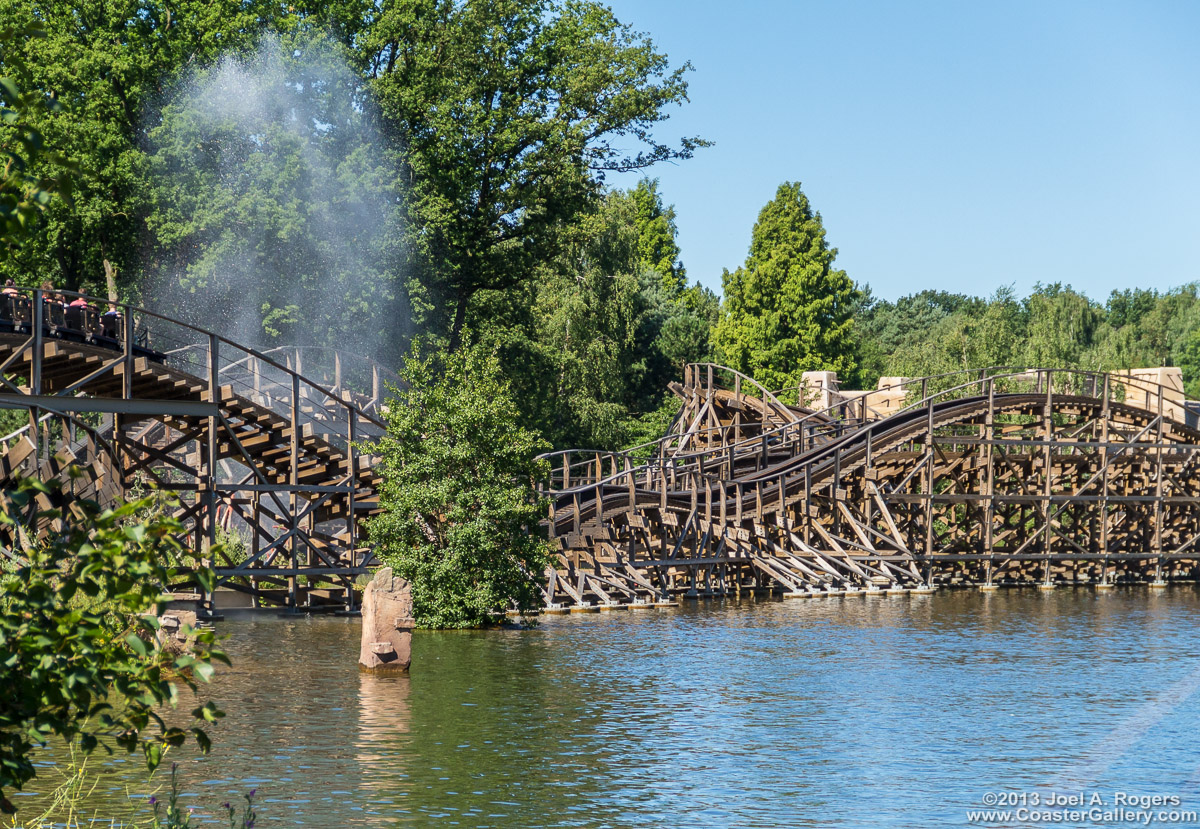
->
(0, 476), (226, 814)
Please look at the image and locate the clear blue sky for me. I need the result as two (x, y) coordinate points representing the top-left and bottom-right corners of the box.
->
(604, 0), (1200, 304)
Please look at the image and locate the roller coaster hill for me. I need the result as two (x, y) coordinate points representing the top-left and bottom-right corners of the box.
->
(538, 362), (1200, 610)
(0, 287), (394, 614)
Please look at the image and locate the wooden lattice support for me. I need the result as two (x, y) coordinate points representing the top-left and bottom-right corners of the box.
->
(0, 288), (390, 614)
(543, 364), (1200, 607)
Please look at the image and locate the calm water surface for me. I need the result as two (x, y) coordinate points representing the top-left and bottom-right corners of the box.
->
(15, 587), (1200, 827)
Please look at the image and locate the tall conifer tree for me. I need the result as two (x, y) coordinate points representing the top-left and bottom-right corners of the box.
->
(714, 182), (860, 393)
(630, 178), (686, 292)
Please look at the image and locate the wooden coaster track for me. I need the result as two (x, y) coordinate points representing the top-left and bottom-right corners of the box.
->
(7, 292), (1197, 616)
(0, 288), (392, 613)
(541, 364), (1200, 608)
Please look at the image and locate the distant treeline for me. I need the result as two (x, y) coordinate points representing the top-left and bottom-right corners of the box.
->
(855, 283), (1200, 395)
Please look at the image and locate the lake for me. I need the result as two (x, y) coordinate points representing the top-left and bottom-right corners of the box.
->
(14, 586), (1200, 827)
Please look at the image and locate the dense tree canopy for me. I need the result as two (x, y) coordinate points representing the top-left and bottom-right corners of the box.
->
(146, 35), (401, 351)
(366, 0), (705, 345)
(0, 0), (284, 291)
(855, 282), (1200, 398)
(473, 185), (717, 451)
(0, 2), (703, 337)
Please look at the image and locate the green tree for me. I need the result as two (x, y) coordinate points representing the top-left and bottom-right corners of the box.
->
(1177, 324), (1200, 399)
(528, 192), (645, 449)
(968, 286), (1023, 369)
(854, 288), (985, 384)
(146, 35), (402, 352)
(1141, 286), (1200, 368)
(367, 343), (553, 628)
(0, 0), (282, 293)
(714, 181), (861, 392)
(1093, 284), (1200, 385)
(1105, 287), (1159, 329)
(1, 1), (708, 367)
(886, 288), (1023, 382)
(366, 0), (705, 345)
(655, 287), (718, 371)
(1021, 283), (1101, 368)
(630, 177), (686, 292)
(0, 479), (225, 814)
(1088, 288), (1179, 373)
(0, 25), (73, 251)
(472, 187), (715, 452)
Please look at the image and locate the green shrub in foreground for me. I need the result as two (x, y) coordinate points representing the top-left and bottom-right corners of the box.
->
(0, 477), (226, 814)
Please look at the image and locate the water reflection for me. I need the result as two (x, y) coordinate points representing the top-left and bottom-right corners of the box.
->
(10, 588), (1200, 828)
(355, 671), (411, 805)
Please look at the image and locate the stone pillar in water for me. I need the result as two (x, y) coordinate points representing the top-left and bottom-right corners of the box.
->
(155, 608), (199, 656)
(358, 567), (414, 672)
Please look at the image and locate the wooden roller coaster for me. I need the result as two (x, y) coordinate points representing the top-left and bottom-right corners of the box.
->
(0, 288), (392, 614)
(7, 286), (1200, 616)
(541, 362), (1200, 608)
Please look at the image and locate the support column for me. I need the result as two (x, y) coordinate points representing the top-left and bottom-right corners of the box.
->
(346, 407), (359, 612)
(1153, 389), (1167, 587)
(984, 377), (996, 585)
(288, 373), (300, 610)
(923, 395), (934, 559)
(1040, 372), (1054, 588)
(1099, 375), (1111, 586)
(204, 335), (219, 614)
